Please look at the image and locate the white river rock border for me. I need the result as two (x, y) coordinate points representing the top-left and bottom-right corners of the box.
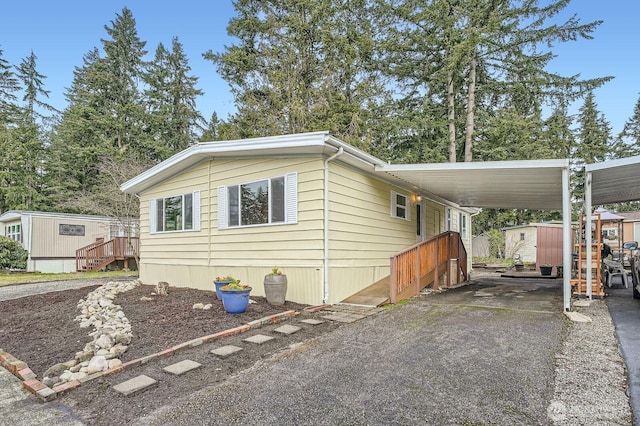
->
(42, 279), (141, 387)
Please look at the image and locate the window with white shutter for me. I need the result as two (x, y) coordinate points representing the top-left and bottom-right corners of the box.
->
(218, 173), (298, 229)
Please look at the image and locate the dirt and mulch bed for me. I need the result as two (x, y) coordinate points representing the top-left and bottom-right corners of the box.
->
(0, 283), (346, 424)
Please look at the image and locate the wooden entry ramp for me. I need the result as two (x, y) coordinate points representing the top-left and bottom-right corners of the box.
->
(341, 231), (468, 306)
(340, 276), (390, 307)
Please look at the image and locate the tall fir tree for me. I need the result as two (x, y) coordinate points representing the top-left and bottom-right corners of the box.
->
(617, 94), (640, 157)
(206, 0), (386, 147)
(144, 37), (204, 158)
(5, 52), (55, 210)
(375, 0), (610, 162)
(0, 49), (20, 212)
(99, 7), (149, 158)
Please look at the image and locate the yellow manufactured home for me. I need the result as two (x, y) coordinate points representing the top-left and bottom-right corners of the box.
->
(121, 132), (474, 305)
(0, 210), (137, 273)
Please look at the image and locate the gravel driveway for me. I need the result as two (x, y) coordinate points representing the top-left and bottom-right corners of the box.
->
(1, 274), (632, 425)
(135, 275), (624, 426)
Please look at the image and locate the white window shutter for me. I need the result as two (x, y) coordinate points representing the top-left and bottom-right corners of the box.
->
(193, 191), (201, 231)
(149, 199), (157, 234)
(285, 172), (298, 224)
(217, 186), (228, 229)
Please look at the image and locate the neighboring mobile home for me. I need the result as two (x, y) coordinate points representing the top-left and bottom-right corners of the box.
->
(0, 210), (137, 273)
(618, 211), (640, 243)
(121, 131), (475, 305)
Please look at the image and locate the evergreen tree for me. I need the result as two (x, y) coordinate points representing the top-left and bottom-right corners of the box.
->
(144, 37), (204, 158)
(0, 48), (20, 124)
(376, 0), (610, 162)
(4, 52), (55, 210)
(207, 0), (386, 147)
(0, 48), (20, 212)
(200, 112), (236, 141)
(571, 91), (614, 208)
(99, 7), (150, 158)
(617, 93), (640, 157)
(575, 92), (613, 164)
(46, 49), (111, 210)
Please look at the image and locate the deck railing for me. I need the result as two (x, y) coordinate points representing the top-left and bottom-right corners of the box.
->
(76, 237), (139, 272)
(389, 231), (467, 303)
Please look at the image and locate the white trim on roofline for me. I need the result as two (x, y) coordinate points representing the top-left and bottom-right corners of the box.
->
(121, 131), (389, 195)
(378, 158), (569, 172)
(0, 210), (121, 223)
(585, 154), (640, 172)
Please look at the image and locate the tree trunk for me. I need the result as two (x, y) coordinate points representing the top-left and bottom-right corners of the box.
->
(447, 70), (457, 162)
(464, 51), (477, 162)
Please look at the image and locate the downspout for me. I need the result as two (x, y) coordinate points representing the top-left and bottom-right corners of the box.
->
(27, 214), (33, 272)
(324, 147), (344, 303)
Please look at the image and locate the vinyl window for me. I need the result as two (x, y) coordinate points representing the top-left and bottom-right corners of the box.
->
(391, 191), (410, 220)
(218, 173), (297, 229)
(5, 224), (21, 242)
(150, 191), (200, 233)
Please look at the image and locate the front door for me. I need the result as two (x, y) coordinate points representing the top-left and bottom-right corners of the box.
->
(416, 200), (427, 242)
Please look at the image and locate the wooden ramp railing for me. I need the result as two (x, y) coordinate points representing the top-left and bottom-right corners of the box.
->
(389, 231), (467, 304)
(76, 237), (139, 272)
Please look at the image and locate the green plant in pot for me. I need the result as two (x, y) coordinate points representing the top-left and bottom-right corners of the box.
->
(264, 266), (287, 305)
(214, 275), (238, 300)
(218, 281), (252, 314)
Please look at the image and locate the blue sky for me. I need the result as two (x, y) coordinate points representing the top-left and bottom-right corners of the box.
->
(1, 1), (639, 135)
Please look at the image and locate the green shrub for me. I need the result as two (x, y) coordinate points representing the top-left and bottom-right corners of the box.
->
(0, 236), (28, 270)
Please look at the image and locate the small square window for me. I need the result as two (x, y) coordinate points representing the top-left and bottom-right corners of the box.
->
(391, 191), (409, 220)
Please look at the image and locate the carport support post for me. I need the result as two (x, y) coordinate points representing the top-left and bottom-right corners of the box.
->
(563, 167), (572, 311)
(585, 171), (593, 299)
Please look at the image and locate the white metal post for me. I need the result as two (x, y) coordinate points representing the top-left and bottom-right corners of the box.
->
(563, 167), (572, 311)
(585, 171), (593, 299)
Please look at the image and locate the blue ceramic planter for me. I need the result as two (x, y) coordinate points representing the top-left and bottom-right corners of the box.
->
(219, 287), (252, 314)
(214, 280), (232, 300)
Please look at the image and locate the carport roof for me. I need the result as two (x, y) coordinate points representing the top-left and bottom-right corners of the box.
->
(585, 154), (640, 205)
(377, 159), (569, 210)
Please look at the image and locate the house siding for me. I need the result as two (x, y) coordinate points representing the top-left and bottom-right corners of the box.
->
(138, 157), (326, 304)
(137, 155), (458, 305)
(326, 163), (418, 303)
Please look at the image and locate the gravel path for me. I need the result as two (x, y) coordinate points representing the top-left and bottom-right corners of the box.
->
(549, 299), (633, 424)
(0, 276), (137, 302)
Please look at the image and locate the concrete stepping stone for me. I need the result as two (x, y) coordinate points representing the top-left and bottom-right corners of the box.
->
(321, 313), (359, 323)
(244, 334), (275, 344)
(113, 375), (157, 396)
(210, 345), (243, 358)
(274, 324), (301, 335)
(163, 359), (201, 376)
(300, 318), (324, 325)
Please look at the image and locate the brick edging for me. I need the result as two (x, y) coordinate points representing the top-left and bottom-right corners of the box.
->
(0, 309), (299, 402)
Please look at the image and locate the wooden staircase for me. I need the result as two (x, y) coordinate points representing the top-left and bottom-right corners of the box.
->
(76, 237), (139, 272)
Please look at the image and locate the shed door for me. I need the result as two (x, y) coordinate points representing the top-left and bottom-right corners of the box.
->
(536, 227), (563, 271)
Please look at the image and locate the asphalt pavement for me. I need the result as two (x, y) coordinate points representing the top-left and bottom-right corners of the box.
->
(136, 277), (567, 425)
(606, 282), (640, 425)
